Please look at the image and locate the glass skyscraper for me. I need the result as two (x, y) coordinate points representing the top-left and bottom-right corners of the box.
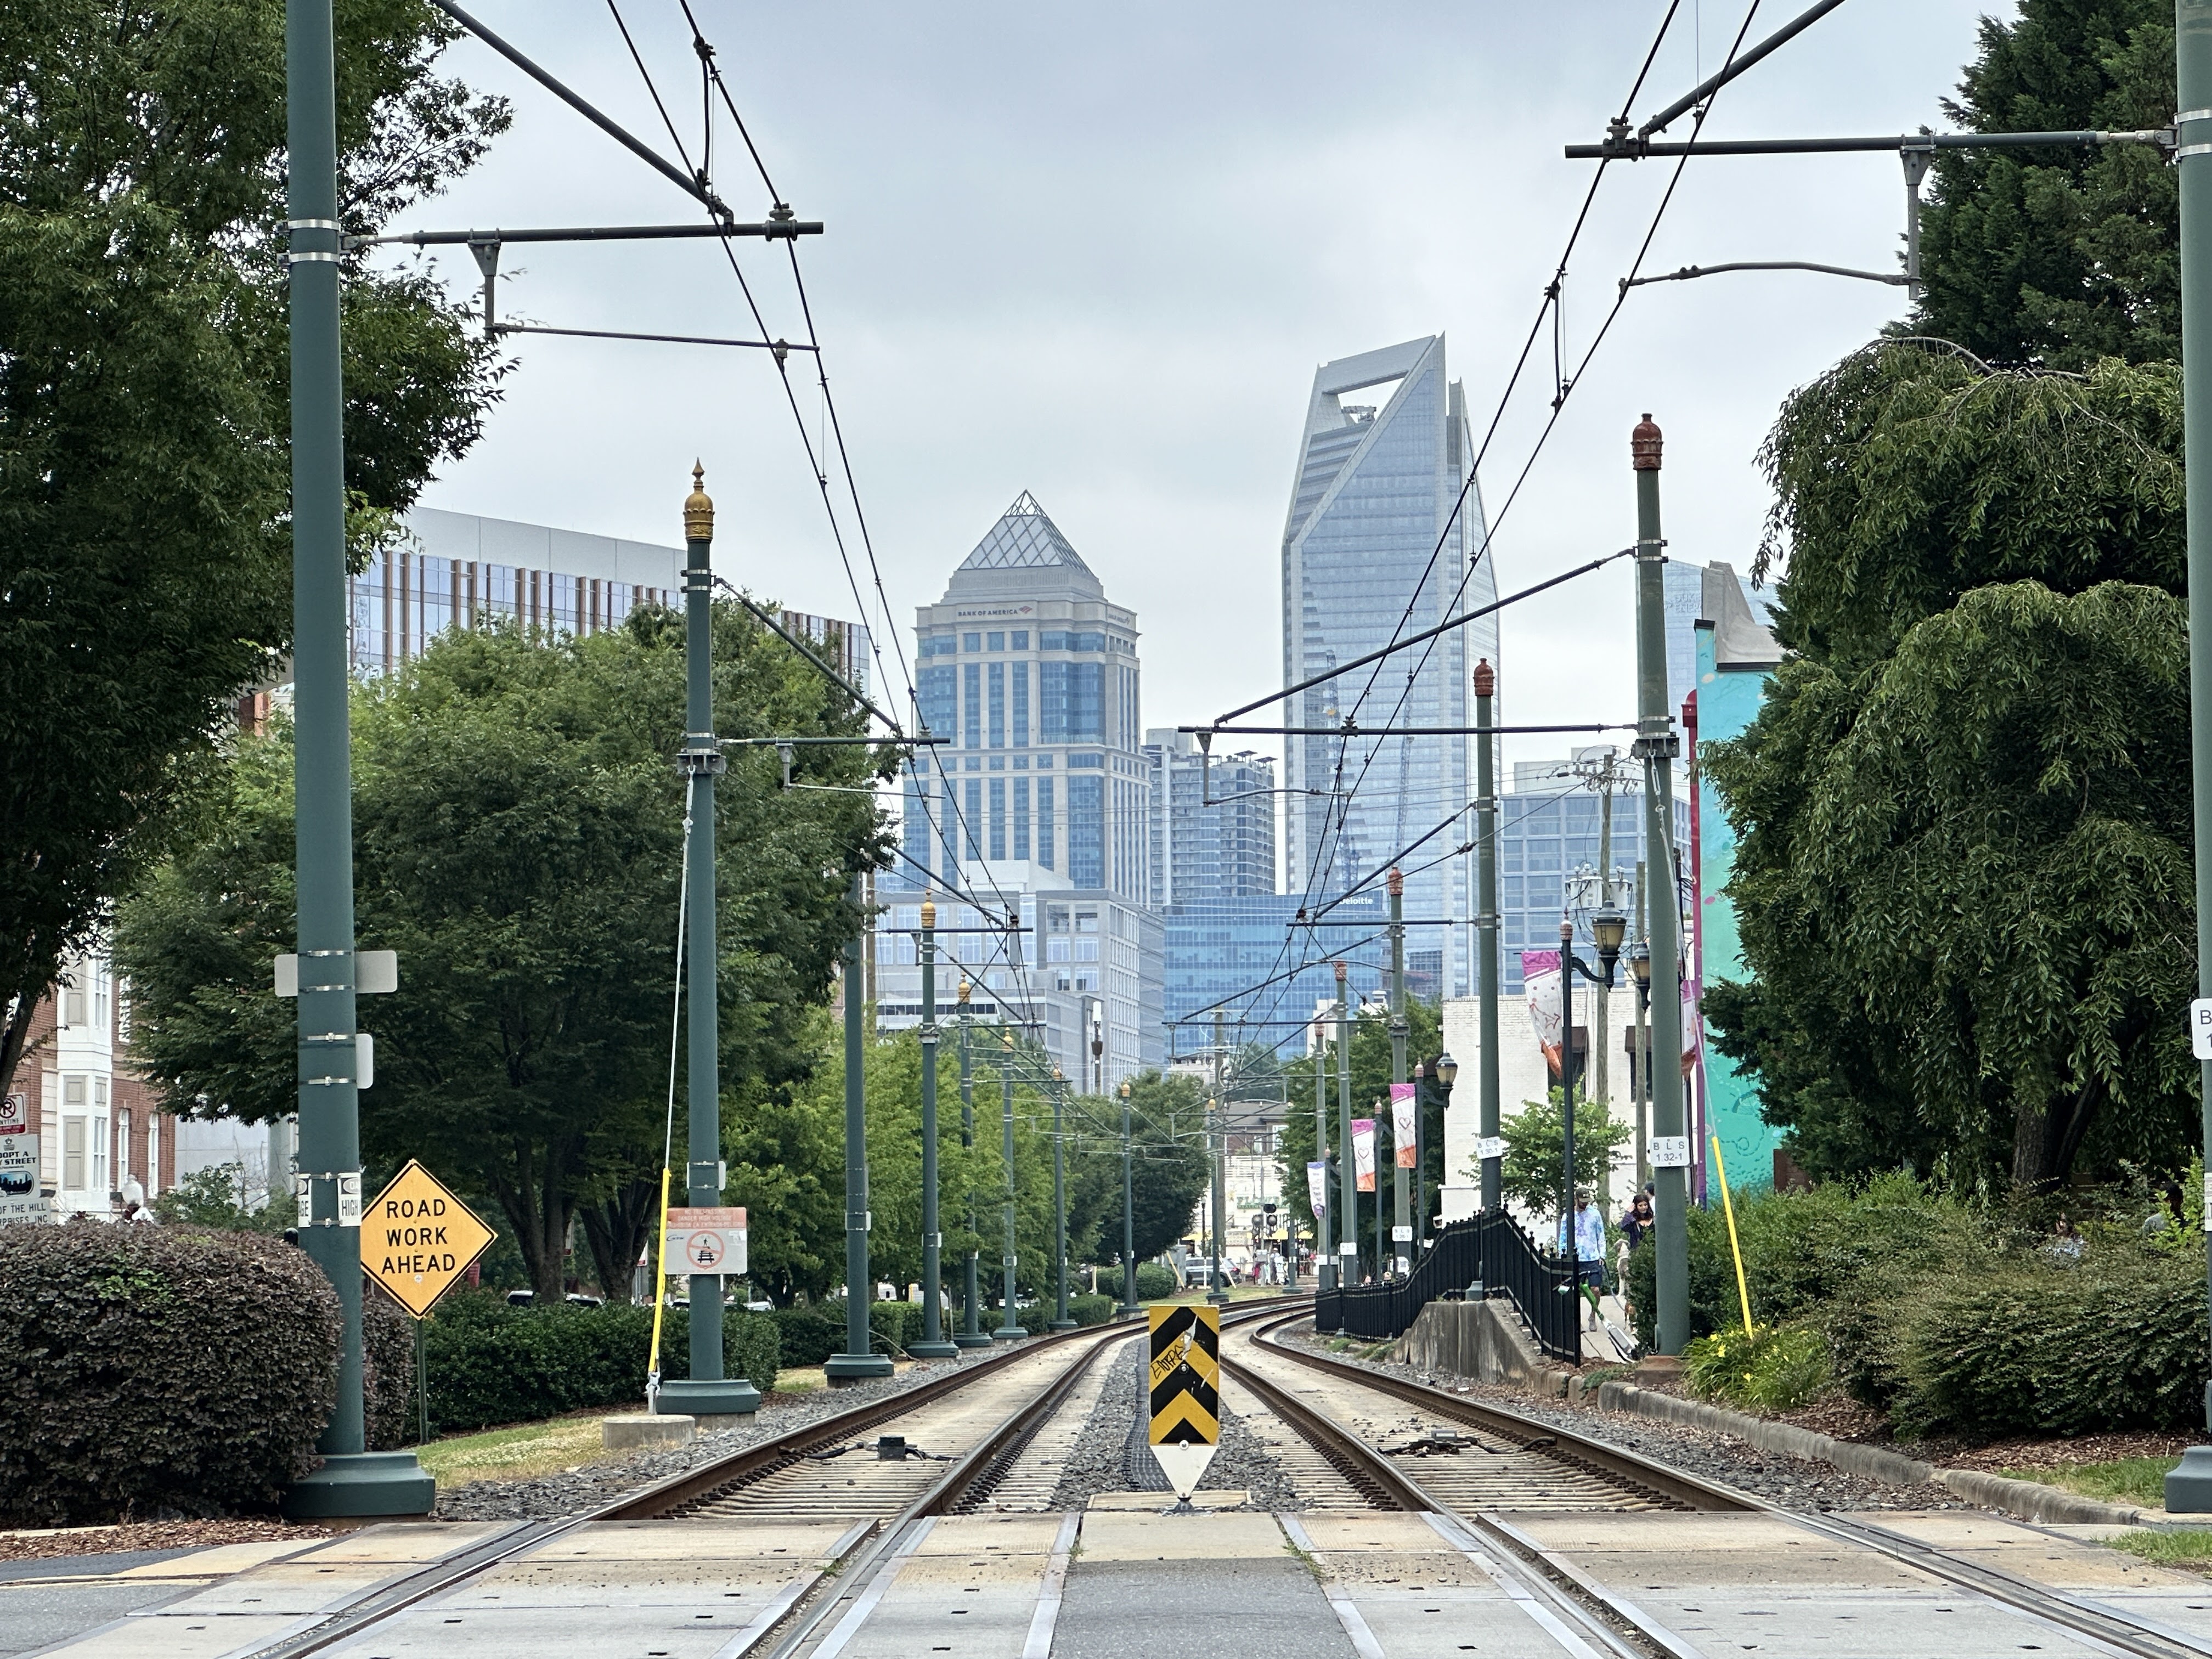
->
(1141, 730), (1276, 909)
(1280, 337), (1496, 997)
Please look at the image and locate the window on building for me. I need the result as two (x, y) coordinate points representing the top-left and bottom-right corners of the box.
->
(963, 664), (981, 748)
(962, 632), (981, 652)
(92, 1076), (108, 1194)
(62, 1077), (85, 1189)
(1069, 776), (1104, 887)
(988, 663), (1005, 748)
(146, 1116), (159, 1198)
(989, 778), (1006, 860)
(117, 1108), (131, 1188)
(62, 970), (85, 1029)
(1038, 780), (1056, 870)
(1011, 663), (1029, 747)
(1011, 631), (1029, 650)
(986, 631), (1004, 651)
(1013, 779), (1031, 860)
(964, 780), (983, 861)
(918, 665), (955, 743)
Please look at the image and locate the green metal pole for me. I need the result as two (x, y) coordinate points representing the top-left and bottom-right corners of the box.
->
(1477, 661), (1502, 1215)
(1389, 870), (1409, 1277)
(911, 904), (957, 1357)
(658, 472), (758, 1417)
(1315, 1006), (1333, 1293)
(280, 0), (430, 1519)
(827, 877), (892, 1382)
(1119, 1085), (1139, 1314)
(994, 1032), (1024, 1339)
(1336, 961), (1357, 1295)
(953, 984), (990, 1347)
(1049, 1079), (1075, 1329)
(1633, 416), (1690, 1356)
(1560, 917), (1579, 1293)
(1210, 1009), (1230, 1306)
(2165, 0), (2212, 1515)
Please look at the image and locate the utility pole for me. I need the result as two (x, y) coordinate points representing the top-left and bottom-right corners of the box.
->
(1634, 860), (1651, 1193)
(1335, 962), (1356, 1290)
(1314, 999), (1333, 1293)
(658, 469), (760, 1415)
(1475, 661), (1503, 1215)
(1209, 1009), (1230, 1306)
(1633, 416), (1690, 1356)
(1118, 1080), (1139, 1315)
(953, 981), (990, 1348)
(280, 0), (431, 1517)
(2166, 3), (2212, 1516)
(994, 1029), (1024, 1340)
(1594, 761), (1615, 1219)
(1049, 1068), (1074, 1330)
(827, 874), (893, 1384)
(1388, 869), (1410, 1278)
(910, 903), (957, 1358)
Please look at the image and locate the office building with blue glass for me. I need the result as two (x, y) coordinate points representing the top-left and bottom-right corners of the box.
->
(1161, 894), (1388, 1064)
(1281, 337), (1496, 999)
(884, 493), (1162, 1086)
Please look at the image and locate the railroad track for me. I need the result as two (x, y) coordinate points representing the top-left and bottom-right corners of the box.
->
(1231, 1309), (2212, 1659)
(238, 1297), (1308, 1659)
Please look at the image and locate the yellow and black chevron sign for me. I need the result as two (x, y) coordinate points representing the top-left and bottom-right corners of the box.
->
(1147, 1304), (1221, 1446)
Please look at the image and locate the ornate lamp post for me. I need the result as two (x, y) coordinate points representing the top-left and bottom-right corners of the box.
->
(1558, 909), (1627, 1315)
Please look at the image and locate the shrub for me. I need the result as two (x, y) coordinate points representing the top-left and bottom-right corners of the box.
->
(0, 1222), (341, 1523)
(771, 1305), (843, 1368)
(1886, 1249), (2205, 1438)
(363, 1287), (419, 1449)
(1133, 1262), (1177, 1301)
(417, 1297), (777, 1432)
(1683, 1324), (1831, 1413)
(1068, 1293), (1116, 1327)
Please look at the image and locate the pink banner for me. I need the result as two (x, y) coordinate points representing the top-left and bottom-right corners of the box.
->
(1352, 1118), (1376, 1192)
(1390, 1083), (1417, 1167)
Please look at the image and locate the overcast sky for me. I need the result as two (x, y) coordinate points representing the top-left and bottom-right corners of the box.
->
(392, 1), (2001, 780)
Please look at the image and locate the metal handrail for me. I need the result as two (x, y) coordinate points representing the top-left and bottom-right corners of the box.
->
(1313, 1212), (1578, 1361)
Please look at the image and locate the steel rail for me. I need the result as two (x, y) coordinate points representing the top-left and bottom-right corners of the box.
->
(1244, 1312), (2205, 1659)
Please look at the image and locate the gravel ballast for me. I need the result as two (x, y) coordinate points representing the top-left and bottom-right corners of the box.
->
(435, 1347), (1017, 1521)
(1275, 1327), (1968, 1513)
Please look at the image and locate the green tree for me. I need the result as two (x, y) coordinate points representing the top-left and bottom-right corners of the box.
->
(1494, 1088), (1630, 1227)
(0, 0), (509, 1100)
(116, 603), (887, 1301)
(1913, 0), (2176, 369)
(1707, 343), (2193, 1191)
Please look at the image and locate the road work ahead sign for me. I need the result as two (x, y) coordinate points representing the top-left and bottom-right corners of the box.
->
(365, 1160), (496, 1318)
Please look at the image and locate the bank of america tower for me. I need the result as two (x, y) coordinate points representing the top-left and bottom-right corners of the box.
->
(1281, 336), (1496, 997)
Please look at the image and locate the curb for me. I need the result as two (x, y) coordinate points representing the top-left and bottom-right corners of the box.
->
(1589, 1381), (2153, 1528)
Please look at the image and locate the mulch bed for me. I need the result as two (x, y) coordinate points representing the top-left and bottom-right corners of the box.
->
(0, 1519), (334, 1564)
(1940, 1431), (2194, 1472)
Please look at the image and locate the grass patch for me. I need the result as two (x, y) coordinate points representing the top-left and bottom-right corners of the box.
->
(774, 1367), (826, 1394)
(2109, 1529), (2212, 1572)
(416, 1414), (617, 1489)
(2000, 1457), (2176, 1508)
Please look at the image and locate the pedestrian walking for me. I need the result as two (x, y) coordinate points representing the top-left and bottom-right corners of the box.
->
(1558, 1190), (1606, 1328)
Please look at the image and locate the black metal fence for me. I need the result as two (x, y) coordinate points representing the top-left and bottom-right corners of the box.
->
(1311, 1211), (1579, 1362)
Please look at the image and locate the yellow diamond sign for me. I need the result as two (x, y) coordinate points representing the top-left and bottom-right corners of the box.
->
(364, 1160), (496, 1318)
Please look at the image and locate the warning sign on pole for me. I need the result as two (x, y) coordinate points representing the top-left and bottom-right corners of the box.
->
(666, 1206), (747, 1277)
(363, 1161), (496, 1318)
(1147, 1304), (1220, 1499)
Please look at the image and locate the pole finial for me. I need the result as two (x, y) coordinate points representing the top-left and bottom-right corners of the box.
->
(921, 899), (936, 929)
(684, 461), (715, 542)
(1631, 414), (1663, 471)
(1334, 959), (1347, 981)
(1387, 867), (1403, 898)
(1473, 657), (1495, 698)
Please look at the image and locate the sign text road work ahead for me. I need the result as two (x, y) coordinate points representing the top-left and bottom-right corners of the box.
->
(365, 1161), (496, 1318)
(665, 1206), (748, 1277)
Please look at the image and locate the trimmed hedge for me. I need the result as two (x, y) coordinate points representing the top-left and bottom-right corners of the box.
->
(415, 1296), (778, 1434)
(771, 1305), (843, 1368)
(1133, 1262), (1177, 1301)
(0, 1223), (341, 1523)
(363, 1289), (418, 1451)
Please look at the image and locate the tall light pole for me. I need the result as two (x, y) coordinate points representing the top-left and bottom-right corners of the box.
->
(1049, 1066), (1074, 1330)
(993, 1028), (1024, 1340)
(826, 876), (893, 1384)
(2166, 2), (2212, 1516)
(1118, 1079), (1140, 1315)
(910, 902), (957, 1358)
(280, 0), (431, 1517)
(1633, 415), (1690, 1355)
(1388, 868), (1410, 1278)
(1476, 659), (1503, 1216)
(953, 980), (991, 1348)
(1209, 1009), (1231, 1306)
(1314, 998), (1333, 1293)
(1558, 910), (1626, 1320)
(1335, 961), (1356, 1291)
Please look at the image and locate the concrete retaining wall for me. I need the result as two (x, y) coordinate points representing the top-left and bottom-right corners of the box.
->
(1391, 1299), (1544, 1386)
(1592, 1380), (2156, 1526)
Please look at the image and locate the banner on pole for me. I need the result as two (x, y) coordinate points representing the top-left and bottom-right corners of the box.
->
(1523, 950), (1564, 1077)
(1306, 1160), (1328, 1217)
(1390, 1084), (1417, 1167)
(1352, 1118), (1376, 1192)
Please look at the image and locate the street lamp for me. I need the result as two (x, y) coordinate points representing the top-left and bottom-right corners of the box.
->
(1558, 910), (1626, 1322)
(1117, 1079), (1140, 1316)
(1049, 1066), (1074, 1329)
(1413, 1052), (1459, 1242)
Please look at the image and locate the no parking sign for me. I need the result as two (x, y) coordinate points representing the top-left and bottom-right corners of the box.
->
(666, 1206), (747, 1276)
